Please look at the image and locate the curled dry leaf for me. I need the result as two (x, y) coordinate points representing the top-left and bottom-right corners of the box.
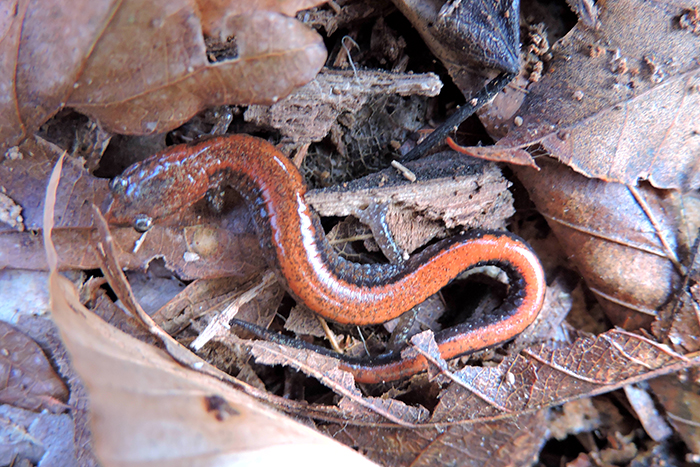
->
(392, 0), (520, 93)
(446, 137), (537, 167)
(494, 0), (700, 189)
(514, 157), (689, 329)
(43, 154), (377, 467)
(0, 321), (68, 413)
(1, 0), (326, 150)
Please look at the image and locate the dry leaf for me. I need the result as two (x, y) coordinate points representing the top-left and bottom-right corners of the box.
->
(315, 329), (699, 466)
(514, 157), (687, 329)
(649, 374), (700, 455)
(327, 411), (548, 467)
(0, 321), (68, 413)
(1, 0), (326, 150)
(198, 0), (325, 37)
(493, 0), (700, 189)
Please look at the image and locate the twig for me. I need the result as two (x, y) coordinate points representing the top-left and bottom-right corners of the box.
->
(400, 71), (515, 162)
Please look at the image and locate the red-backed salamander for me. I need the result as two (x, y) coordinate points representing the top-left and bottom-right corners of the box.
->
(105, 134), (546, 383)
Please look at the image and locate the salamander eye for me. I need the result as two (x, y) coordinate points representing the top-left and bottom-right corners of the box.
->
(109, 177), (129, 196)
(133, 214), (153, 233)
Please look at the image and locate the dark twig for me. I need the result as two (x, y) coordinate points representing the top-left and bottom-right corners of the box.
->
(400, 71), (516, 163)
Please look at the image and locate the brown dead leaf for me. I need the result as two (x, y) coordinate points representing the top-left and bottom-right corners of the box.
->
(493, 0), (700, 189)
(446, 137), (538, 167)
(314, 328), (699, 466)
(284, 305), (326, 337)
(0, 321), (68, 413)
(649, 374), (700, 455)
(43, 151), (378, 467)
(1, 0), (326, 150)
(326, 410), (548, 467)
(514, 157), (688, 329)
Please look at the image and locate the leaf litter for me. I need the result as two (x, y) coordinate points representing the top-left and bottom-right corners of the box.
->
(2, 0), (700, 464)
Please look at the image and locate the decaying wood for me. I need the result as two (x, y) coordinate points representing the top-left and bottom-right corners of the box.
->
(244, 68), (443, 142)
(306, 151), (514, 253)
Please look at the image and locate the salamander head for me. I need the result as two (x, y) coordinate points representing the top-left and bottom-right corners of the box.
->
(105, 168), (179, 231)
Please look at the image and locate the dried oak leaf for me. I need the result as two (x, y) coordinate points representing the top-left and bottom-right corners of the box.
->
(1, 0), (326, 150)
(514, 157), (691, 329)
(472, 0), (700, 190)
(323, 329), (700, 467)
(0, 321), (68, 413)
